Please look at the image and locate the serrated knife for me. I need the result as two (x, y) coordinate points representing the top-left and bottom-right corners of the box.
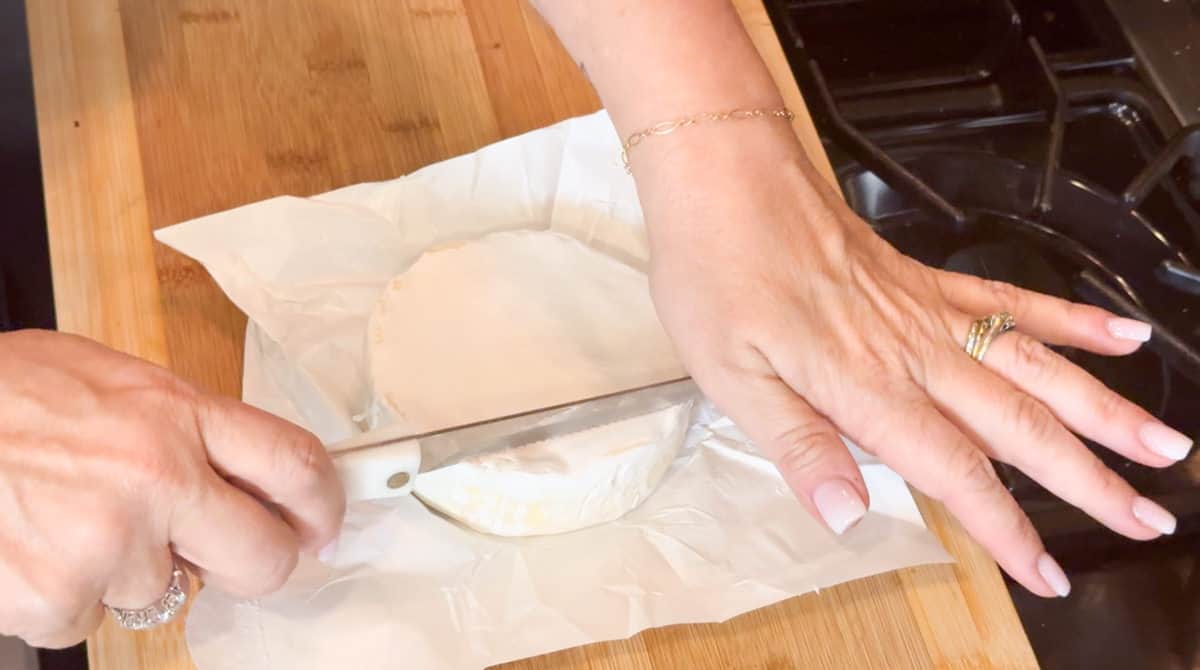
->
(328, 377), (698, 503)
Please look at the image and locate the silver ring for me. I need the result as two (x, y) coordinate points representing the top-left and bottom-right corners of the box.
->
(964, 312), (1016, 362)
(106, 566), (190, 631)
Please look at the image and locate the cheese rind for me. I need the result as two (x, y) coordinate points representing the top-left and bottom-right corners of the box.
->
(366, 230), (688, 536)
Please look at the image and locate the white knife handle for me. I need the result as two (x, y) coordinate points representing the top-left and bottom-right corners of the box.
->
(332, 439), (420, 503)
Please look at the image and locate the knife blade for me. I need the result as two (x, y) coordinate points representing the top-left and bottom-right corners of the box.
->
(329, 376), (698, 503)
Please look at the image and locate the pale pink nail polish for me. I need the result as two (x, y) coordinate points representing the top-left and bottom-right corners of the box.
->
(1132, 496), (1177, 536)
(1106, 317), (1152, 342)
(318, 540), (338, 563)
(1139, 422), (1194, 461)
(1037, 553), (1071, 598)
(812, 479), (867, 535)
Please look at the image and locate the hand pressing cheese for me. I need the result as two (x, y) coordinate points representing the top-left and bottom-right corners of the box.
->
(366, 230), (689, 536)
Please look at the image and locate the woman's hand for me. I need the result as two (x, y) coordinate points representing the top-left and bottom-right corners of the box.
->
(0, 330), (344, 648)
(638, 126), (1189, 597)
(535, 0), (1190, 598)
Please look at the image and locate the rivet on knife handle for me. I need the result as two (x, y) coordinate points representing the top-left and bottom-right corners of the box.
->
(332, 439), (420, 503)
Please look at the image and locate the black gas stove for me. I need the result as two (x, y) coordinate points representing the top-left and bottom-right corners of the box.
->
(766, 2), (1200, 668)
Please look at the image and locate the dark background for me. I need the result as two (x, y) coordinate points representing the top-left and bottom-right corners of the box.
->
(1, 0), (54, 333)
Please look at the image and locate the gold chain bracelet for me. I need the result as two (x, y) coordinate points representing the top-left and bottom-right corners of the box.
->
(620, 107), (794, 171)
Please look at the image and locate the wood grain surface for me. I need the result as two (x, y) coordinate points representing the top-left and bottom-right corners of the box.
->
(26, 1), (1038, 668)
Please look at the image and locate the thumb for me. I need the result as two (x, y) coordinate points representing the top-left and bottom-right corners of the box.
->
(707, 372), (869, 534)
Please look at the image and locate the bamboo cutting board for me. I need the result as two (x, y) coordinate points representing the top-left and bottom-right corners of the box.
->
(26, 1), (1038, 668)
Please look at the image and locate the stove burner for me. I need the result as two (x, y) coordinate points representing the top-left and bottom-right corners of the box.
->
(943, 242), (1071, 300)
(810, 27), (1200, 388)
(843, 149), (1196, 336)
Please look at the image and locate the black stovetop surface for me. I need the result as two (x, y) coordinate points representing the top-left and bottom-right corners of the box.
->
(768, 1), (1200, 668)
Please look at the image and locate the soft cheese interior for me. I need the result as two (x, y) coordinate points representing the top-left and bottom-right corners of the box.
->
(366, 230), (690, 536)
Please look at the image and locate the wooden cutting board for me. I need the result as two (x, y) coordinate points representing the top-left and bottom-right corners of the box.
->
(25, 0), (1038, 668)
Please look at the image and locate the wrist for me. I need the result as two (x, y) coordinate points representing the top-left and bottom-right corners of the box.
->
(634, 119), (820, 218)
(626, 107), (807, 183)
(632, 121), (856, 264)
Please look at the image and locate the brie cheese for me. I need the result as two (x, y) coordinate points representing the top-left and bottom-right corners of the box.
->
(366, 230), (689, 535)
(413, 403), (691, 536)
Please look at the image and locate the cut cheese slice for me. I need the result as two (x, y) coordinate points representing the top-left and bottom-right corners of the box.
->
(366, 230), (689, 536)
(413, 403), (691, 536)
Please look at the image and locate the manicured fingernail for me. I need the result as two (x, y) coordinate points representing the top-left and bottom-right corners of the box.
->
(1139, 422), (1194, 461)
(1132, 496), (1176, 536)
(812, 479), (867, 535)
(1037, 553), (1071, 598)
(318, 541), (338, 563)
(1106, 317), (1152, 342)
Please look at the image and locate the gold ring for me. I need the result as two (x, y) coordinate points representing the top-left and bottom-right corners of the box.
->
(964, 312), (1016, 362)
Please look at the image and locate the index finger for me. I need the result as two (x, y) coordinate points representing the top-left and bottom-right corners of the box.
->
(195, 395), (345, 553)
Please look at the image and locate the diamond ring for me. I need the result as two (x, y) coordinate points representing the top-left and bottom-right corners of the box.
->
(106, 565), (190, 631)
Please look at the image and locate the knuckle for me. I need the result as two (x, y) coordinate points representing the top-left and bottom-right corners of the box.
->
(244, 546), (299, 597)
(726, 305), (768, 344)
(855, 355), (912, 399)
(984, 279), (1027, 315)
(276, 432), (328, 495)
(1011, 335), (1057, 382)
(999, 504), (1041, 549)
(1008, 393), (1059, 443)
(940, 448), (1001, 503)
(1091, 386), (1129, 424)
(147, 381), (200, 420)
(896, 324), (943, 389)
(849, 396), (902, 449)
(959, 451), (999, 493)
(771, 422), (835, 478)
(59, 602), (101, 631)
(853, 391), (921, 449)
(138, 377), (201, 429)
(862, 300), (945, 390)
(70, 509), (132, 563)
(99, 391), (200, 496)
(847, 353), (892, 388)
(736, 312), (797, 362)
(1062, 300), (1094, 325)
(115, 427), (190, 493)
(1084, 455), (1124, 499)
(104, 357), (195, 403)
(136, 356), (195, 390)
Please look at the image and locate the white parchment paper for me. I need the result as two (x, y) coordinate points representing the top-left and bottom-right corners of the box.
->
(156, 111), (950, 670)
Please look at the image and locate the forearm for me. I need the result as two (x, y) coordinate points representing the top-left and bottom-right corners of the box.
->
(532, 1), (820, 243)
(531, 1), (782, 136)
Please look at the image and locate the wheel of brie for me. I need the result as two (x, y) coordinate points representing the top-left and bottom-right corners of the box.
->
(366, 230), (690, 536)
